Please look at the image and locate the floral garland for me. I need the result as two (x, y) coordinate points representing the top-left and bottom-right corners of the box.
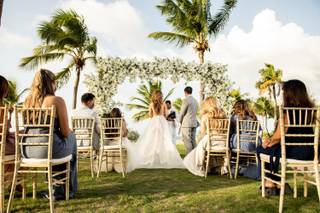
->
(84, 57), (233, 114)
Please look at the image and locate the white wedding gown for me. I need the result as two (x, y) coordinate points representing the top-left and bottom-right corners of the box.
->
(126, 115), (185, 172)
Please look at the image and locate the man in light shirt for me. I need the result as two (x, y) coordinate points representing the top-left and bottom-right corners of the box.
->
(71, 93), (100, 152)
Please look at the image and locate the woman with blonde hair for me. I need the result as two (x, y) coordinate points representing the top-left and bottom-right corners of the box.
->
(184, 96), (226, 176)
(23, 69), (77, 200)
(126, 90), (184, 171)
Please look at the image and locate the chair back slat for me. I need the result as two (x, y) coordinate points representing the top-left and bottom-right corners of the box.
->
(0, 106), (8, 157)
(100, 118), (123, 146)
(280, 106), (320, 161)
(206, 118), (230, 151)
(237, 119), (260, 147)
(14, 106), (56, 160)
(71, 117), (95, 147)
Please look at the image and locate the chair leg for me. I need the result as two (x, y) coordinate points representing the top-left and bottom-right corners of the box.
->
(48, 165), (54, 213)
(204, 151), (210, 179)
(6, 162), (19, 213)
(293, 171), (297, 198)
(0, 162), (4, 213)
(227, 153), (232, 179)
(261, 160), (265, 198)
(303, 167), (308, 198)
(66, 162), (70, 201)
(22, 174), (26, 200)
(90, 149), (94, 178)
(234, 152), (240, 179)
(97, 149), (103, 178)
(32, 173), (37, 199)
(279, 167), (286, 213)
(120, 150), (125, 178)
(314, 163), (320, 202)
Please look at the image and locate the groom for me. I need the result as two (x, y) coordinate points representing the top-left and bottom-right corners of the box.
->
(178, 86), (199, 154)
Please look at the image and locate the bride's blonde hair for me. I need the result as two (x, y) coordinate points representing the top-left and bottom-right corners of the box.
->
(24, 69), (56, 108)
(151, 90), (163, 115)
(200, 96), (225, 119)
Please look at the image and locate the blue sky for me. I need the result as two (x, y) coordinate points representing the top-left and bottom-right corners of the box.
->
(1, 0), (320, 132)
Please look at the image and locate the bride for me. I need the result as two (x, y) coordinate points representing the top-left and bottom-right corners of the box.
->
(127, 90), (185, 171)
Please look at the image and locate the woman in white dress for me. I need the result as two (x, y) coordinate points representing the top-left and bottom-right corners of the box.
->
(128, 90), (185, 170)
(183, 97), (226, 176)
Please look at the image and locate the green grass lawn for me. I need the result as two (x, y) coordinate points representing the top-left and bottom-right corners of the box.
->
(6, 145), (320, 212)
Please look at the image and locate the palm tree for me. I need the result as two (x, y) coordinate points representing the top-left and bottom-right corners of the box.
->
(0, 0), (4, 26)
(127, 81), (174, 122)
(20, 9), (97, 109)
(149, 0), (237, 102)
(173, 98), (183, 112)
(229, 88), (250, 103)
(256, 63), (282, 123)
(4, 80), (29, 119)
(253, 97), (274, 136)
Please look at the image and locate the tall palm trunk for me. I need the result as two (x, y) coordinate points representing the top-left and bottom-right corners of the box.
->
(73, 67), (81, 109)
(264, 114), (270, 137)
(198, 50), (205, 103)
(0, 0), (4, 26)
(272, 84), (278, 128)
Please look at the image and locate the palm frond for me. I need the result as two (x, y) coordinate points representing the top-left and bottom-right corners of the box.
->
(163, 88), (175, 101)
(55, 63), (74, 88)
(148, 31), (194, 47)
(132, 110), (150, 122)
(20, 52), (65, 70)
(209, 0), (237, 35)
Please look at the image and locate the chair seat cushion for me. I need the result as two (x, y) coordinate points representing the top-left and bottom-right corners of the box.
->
(260, 153), (314, 164)
(21, 155), (72, 165)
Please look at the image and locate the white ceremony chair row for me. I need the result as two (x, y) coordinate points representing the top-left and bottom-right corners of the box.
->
(260, 107), (320, 213)
(204, 118), (260, 180)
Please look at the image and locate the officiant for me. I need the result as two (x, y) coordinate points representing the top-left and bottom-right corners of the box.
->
(165, 100), (177, 144)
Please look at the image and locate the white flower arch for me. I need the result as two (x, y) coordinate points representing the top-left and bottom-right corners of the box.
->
(84, 57), (233, 114)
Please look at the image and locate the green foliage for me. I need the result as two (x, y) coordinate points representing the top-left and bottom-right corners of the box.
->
(127, 130), (140, 142)
(256, 63), (282, 96)
(173, 98), (183, 112)
(126, 81), (174, 122)
(20, 9), (97, 108)
(4, 80), (29, 107)
(228, 88), (250, 104)
(254, 97), (274, 118)
(149, 0), (237, 53)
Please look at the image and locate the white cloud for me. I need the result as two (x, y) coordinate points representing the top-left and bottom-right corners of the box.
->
(0, 28), (34, 48)
(60, 0), (149, 55)
(208, 9), (320, 101)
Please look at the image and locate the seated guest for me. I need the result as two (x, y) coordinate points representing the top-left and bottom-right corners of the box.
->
(22, 69), (77, 200)
(0, 75), (15, 184)
(183, 97), (227, 176)
(71, 93), (100, 151)
(257, 79), (315, 193)
(229, 100), (262, 152)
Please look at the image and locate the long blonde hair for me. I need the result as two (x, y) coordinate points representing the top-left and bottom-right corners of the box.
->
(201, 96), (225, 119)
(151, 90), (163, 115)
(24, 69), (56, 108)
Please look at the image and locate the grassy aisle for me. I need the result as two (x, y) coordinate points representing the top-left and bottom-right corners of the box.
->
(7, 145), (320, 212)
